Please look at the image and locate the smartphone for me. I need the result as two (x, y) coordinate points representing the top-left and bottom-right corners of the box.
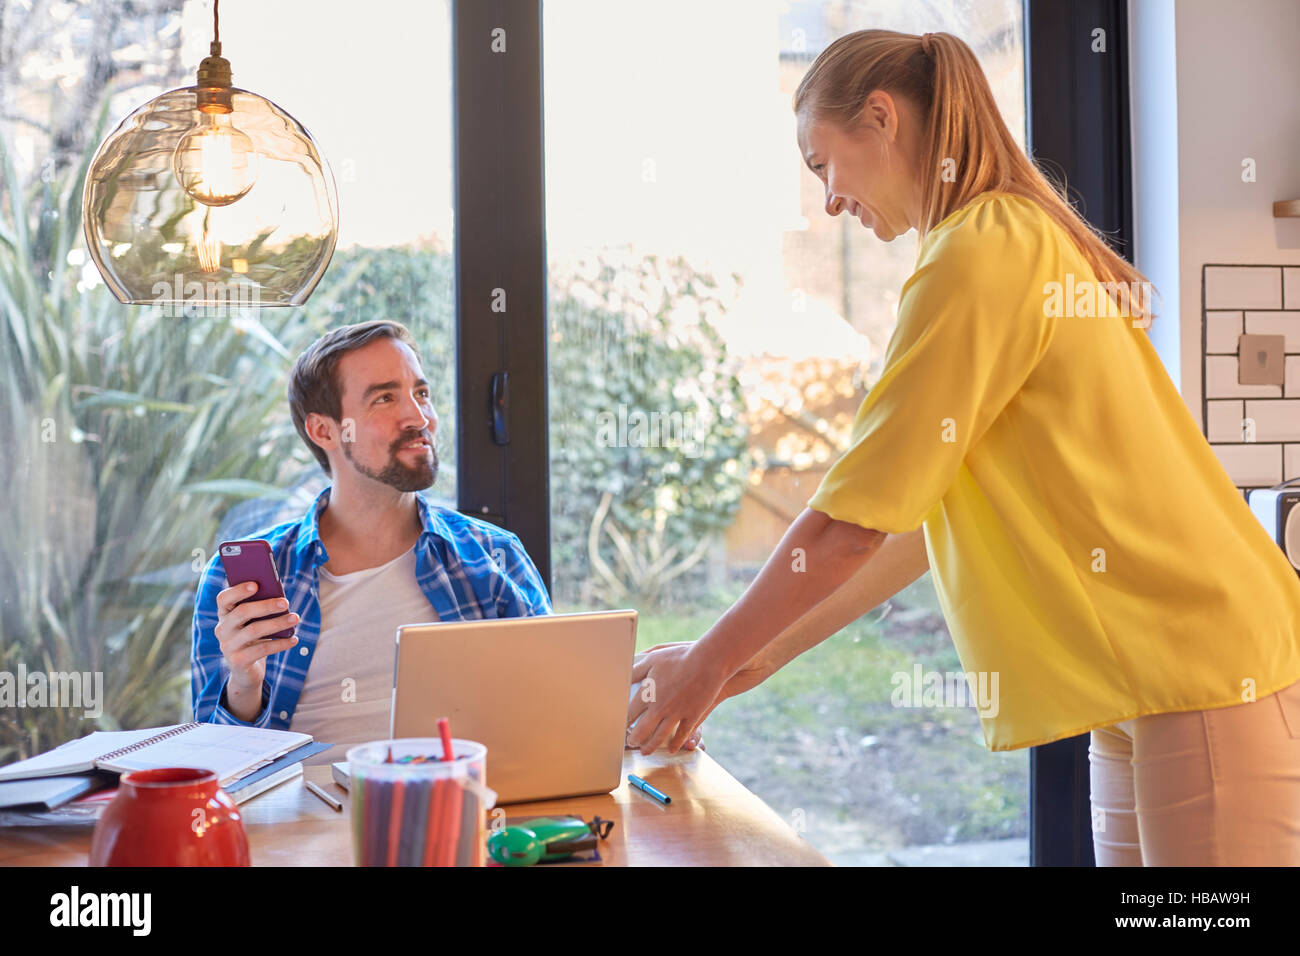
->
(218, 539), (294, 640)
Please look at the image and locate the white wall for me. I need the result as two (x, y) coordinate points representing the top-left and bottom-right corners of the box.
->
(1161, 0), (1300, 423)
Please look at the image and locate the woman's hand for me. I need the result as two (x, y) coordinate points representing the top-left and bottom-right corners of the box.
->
(627, 640), (762, 755)
(628, 643), (704, 751)
(626, 642), (724, 754)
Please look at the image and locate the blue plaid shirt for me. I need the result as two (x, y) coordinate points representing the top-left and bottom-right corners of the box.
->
(190, 486), (552, 728)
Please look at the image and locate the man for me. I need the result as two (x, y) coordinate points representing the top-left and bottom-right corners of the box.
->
(190, 320), (551, 759)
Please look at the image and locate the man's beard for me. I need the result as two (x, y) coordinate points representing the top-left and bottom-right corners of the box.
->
(343, 434), (439, 493)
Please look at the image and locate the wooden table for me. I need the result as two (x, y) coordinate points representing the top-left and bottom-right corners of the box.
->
(0, 750), (831, 866)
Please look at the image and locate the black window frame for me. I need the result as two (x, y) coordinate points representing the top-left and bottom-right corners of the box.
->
(1024, 0), (1133, 867)
(452, 0), (551, 591)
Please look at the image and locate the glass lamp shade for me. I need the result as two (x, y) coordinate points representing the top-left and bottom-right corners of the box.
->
(82, 86), (338, 307)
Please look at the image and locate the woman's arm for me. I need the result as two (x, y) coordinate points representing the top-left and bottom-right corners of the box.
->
(636, 528), (930, 718)
(627, 507), (897, 753)
(741, 526), (929, 682)
(705, 508), (888, 677)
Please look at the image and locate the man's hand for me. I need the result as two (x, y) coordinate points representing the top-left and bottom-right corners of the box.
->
(213, 582), (300, 720)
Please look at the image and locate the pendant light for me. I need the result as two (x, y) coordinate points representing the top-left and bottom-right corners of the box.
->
(82, 0), (338, 307)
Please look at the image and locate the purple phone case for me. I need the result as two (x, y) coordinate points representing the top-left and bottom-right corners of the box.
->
(218, 539), (294, 639)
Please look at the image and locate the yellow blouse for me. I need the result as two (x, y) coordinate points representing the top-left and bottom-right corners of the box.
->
(807, 190), (1300, 750)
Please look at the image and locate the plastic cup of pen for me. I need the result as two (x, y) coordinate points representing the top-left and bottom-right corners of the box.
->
(346, 738), (493, 867)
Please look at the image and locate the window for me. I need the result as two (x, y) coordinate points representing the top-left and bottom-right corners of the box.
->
(543, 0), (1029, 865)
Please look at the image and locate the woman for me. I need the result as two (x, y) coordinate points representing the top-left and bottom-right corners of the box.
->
(625, 29), (1300, 866)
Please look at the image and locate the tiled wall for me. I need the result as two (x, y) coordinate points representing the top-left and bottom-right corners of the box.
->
(1202, 264), (1300, 498)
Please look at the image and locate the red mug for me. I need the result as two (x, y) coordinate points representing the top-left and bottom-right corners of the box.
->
(89, 767), (250, 866)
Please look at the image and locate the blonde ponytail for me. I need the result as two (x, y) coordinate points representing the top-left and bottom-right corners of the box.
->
(794, 29), (1158, 327)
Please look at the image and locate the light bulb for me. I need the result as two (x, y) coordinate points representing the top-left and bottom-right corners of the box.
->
(173, 111), (259, 206)
(195, 228), (222, 273)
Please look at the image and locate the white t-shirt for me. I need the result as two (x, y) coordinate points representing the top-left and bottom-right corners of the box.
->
(289, 547), (439, 765)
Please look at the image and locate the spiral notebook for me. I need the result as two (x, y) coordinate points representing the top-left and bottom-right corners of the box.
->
(0, 722), (313, 789)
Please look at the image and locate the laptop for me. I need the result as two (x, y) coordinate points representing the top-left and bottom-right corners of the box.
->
(391, 609), (637, 804)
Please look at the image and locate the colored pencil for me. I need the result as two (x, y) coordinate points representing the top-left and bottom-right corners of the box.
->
(353, 769), (366, 866)
(387, 779), (405, 866)
(364, 777), (380, 866)
(423, 777), (443, 866)
(438, 717), (454, 761)
(372, 779), (383, 867)
(456, 772), (476, 866)
(473, 765), (486, 866)
(407, 776), (426, 866)
(440, 775), (463, 866)
(379, 778), (393, 868)
(397, 776), (413, 866)
(361, 776), (372, 866)
(400, 780), (416, 868)
(406, 778), (428, 866)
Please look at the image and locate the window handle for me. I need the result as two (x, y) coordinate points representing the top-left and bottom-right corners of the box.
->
(491, 371), (509, 445)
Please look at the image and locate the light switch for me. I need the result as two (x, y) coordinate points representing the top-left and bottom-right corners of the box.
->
(1238, 333), (1286, 386)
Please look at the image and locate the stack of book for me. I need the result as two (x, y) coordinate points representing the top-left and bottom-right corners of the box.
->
(0, 723), (330, 826)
